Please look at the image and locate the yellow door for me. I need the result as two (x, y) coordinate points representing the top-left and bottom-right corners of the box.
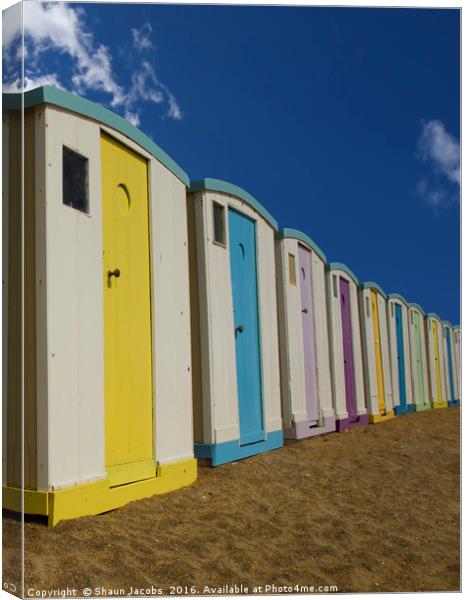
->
(432, 321), (442, 403)
(101, 133), (154, 487)
(371, 291), (386, 413)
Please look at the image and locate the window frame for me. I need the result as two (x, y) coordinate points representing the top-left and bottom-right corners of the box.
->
(62, 145), (90, 215)
(212, 201), (227, 247)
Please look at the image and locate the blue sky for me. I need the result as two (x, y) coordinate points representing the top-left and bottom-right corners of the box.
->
(3, 3), (460, 323)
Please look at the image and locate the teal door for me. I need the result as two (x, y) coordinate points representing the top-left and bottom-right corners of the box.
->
(228, 208), (264, 445)
(445, 328), (456, 402)
(395, 304), (407, 410)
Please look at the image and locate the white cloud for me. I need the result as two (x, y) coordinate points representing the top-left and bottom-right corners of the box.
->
(3, 73), (64, 93)
(124, 110), (141, 127)
(131, 22), (153, 52)
(129, 60), (165, 104)
(166, 91), (183, 120)
(2, 3), (21, 50)
(416, 120), (460, 212)
(21, 2), (127, 107)
(2, 3), (183, 124)
(126, 60), (183, 121)
(418, 120), (460, 185)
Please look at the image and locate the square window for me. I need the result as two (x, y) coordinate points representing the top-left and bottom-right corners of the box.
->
(63, 146), (89, 213)
(288, 254), (296, 285)
(213, 202), (226, 245)
(332, 274), (338, 297)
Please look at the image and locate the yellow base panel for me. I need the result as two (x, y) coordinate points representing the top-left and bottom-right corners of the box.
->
(368, 410), (395, 424)
(432, 401), (448, 409)
(3, 458), (197, 527)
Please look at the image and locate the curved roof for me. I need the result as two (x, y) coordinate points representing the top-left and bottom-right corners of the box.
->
(408, 302), (426, 315)
(4, 86), (191, 186)
(189, 178), (278, 230)
(427, 312), (443, 322)
(327, 262), (359, 285)
(360, 281), (387, 298)
(442, 320), (455, 328)
(277, 228), (327, 262)
(388, 293), (410, 307)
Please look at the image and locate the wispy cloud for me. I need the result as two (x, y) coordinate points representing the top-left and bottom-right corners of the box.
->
(131, 22), (154, 52)
(3, 73), (64, 93)
(418, 120), (460, 184)
(2, 3), (183, 125)
(415, 119), (460, 213)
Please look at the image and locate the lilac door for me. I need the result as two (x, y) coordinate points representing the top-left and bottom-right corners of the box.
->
(298, 245), (319, 423)
(339, 278), (357, 421)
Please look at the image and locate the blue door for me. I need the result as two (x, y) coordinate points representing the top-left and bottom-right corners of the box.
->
(395, 304), (407, 410)
(228, 208), (264, 445)
(445, 328), (456, 402)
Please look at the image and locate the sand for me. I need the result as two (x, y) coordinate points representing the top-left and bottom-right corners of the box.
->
(3, 407), (460, 595)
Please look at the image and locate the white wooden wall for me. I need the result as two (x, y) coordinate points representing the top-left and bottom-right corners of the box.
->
(2, 111), (9, 485)
(43, 106), (106, 490)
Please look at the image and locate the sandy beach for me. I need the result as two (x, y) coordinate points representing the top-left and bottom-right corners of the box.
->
(3, 407), (460, 595)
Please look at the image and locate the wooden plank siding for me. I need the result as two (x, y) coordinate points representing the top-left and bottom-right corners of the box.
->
(6, 108), (37, 490)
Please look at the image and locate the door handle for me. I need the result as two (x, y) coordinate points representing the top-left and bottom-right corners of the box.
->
(108, 268), (121, 280)
(236, 324), (244, 334)
(302, 308), (308, 314)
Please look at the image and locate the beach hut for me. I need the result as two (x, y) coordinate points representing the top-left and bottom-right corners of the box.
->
(275, 229), (335, 439)
(187, 179), (283, 465)
(327, 263), (368, 431)
(408, 303), (431, 411)
(454, 325), (462, 400)
(454, 325), (461, 401)
(442, 321), (460, 407)
(359, 282), (394, 423)
(425, 313), (448, 409)
(387, 294), (415, 415)
(2, 86), (197, 525)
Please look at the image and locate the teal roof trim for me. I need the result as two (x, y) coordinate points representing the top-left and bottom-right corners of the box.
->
(427, 312), (442, 322)
(454, 325), (461, 330)
(388, 293), (410, 307)
(277, 228), (327, 262)
(408, 302), (426, 315)
(327, 262), (359, 285)
(442, 320), (455, 328)
(189, 178), (278, 231)
(3, 86), (190, 187)
(360, 281), (387, 298)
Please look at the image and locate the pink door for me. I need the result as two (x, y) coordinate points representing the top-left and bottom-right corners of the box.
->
(298, 245), (319, 423)
(340, 277), (357, 421)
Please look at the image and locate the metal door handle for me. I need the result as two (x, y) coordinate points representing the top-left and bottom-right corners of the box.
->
(302, 308), (308, 314)
(108, 268), (121, 279)
(236, 324), (244, 334)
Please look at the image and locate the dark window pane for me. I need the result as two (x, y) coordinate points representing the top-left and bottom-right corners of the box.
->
(213, 202), (225, 245)
(63, 147), (89, 213)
